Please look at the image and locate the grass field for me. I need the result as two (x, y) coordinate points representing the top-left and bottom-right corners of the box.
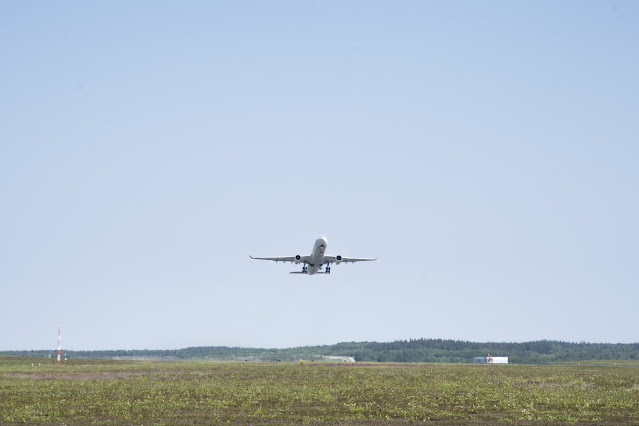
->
(1, 356), (638, 424)
(550, 360), (639, 367)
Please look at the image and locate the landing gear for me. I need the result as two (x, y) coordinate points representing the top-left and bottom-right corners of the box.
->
(326, 266), (331, 274)
(302, 265), (308, 273)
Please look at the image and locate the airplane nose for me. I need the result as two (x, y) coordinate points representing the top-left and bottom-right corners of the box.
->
(316, 236), (328, 251)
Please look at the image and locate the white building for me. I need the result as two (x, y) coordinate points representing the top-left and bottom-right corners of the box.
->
(474, 356), (508, 364)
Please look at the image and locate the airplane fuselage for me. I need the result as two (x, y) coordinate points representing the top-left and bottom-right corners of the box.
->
(307, 235), (328, 275)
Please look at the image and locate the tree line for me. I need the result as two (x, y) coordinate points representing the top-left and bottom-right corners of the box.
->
(3, 339), (637, 364)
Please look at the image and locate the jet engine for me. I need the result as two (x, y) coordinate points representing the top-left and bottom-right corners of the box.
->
(294, 254), (301, 264)
(335, 255), (342, 265)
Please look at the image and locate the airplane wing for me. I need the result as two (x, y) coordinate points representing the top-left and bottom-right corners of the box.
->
(324, 256), (377, 264)
(249, 255), (311, 263)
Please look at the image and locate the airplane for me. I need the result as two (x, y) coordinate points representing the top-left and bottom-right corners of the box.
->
(250, 235), (376, 275)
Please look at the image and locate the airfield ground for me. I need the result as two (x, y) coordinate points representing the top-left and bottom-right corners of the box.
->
(1, 356), (638, 424)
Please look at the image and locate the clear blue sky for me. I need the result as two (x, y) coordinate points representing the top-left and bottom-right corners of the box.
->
(1, 1), (637, 351)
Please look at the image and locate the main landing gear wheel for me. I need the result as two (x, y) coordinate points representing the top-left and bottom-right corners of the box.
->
(302, 265), (308, 273)
(326, 266), (331, 274)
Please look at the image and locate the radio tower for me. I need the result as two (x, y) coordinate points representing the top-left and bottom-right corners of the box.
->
(56, 327), (62, 366)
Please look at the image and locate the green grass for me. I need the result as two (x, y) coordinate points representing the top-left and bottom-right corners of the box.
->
(550, 359), (639, 366)
(1, 356), (638, 424)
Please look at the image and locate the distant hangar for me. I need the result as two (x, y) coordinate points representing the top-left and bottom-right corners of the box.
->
(474, 356), (508, 364)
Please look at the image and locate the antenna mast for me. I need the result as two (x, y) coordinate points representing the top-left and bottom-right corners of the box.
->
(57, 327), (61, 366)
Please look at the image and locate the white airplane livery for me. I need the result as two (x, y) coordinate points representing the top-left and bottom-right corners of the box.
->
(250, 235), (376, 275)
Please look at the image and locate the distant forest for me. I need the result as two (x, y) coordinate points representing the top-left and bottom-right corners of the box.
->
(3, 339), (638, 364)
